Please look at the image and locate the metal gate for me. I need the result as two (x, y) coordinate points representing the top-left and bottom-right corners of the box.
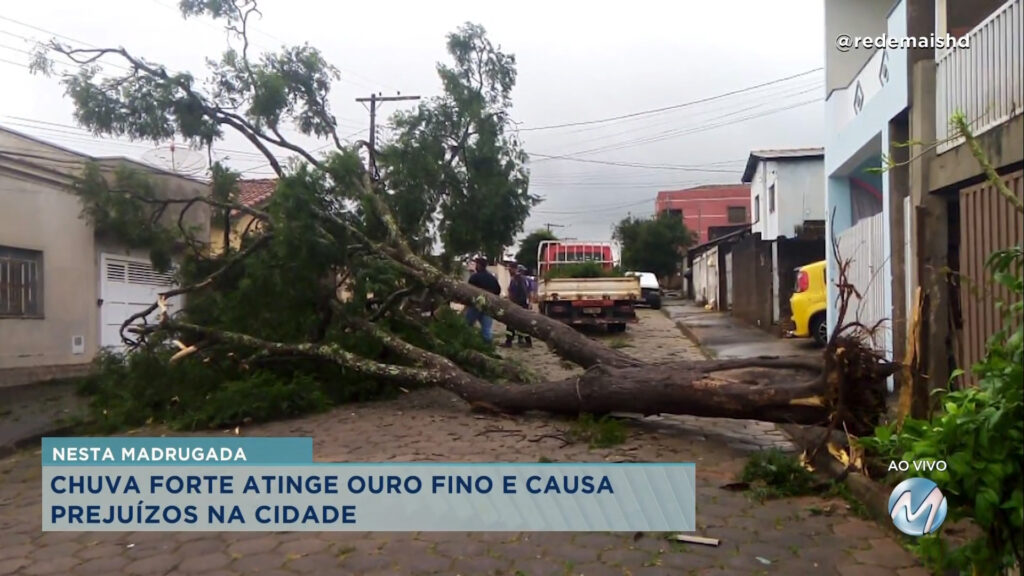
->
(100, 254), (181, 350)
(837, 212), (888, 348)
(958, 170), (1023, 382)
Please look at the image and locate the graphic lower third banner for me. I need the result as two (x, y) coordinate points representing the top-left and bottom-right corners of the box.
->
(42, 437), (696, 532)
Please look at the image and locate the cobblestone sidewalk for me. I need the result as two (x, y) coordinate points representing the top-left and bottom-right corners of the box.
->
(0, 311), (925, 575)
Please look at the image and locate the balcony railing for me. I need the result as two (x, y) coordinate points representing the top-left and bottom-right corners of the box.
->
(936, 0), (1023, 153)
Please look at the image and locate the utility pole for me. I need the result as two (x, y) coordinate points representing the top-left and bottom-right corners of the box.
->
(355, 93), (421, 179)
(543, 223), (565, 233)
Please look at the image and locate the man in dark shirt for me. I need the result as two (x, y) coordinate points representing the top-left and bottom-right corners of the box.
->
(465, 256), (501, 343)
(503, 265), (532, 348)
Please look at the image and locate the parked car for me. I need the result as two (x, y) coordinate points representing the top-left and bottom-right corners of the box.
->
(624, 271), (663, 310)
(788, 260), (828, 346)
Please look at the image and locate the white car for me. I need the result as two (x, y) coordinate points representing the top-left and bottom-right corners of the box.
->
(624, 271), (662, 309)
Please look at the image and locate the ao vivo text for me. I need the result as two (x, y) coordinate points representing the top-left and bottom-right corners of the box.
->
(888, 460), (948, 472)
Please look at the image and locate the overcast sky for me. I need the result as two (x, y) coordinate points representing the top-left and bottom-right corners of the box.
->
(0, 0), (825, 244)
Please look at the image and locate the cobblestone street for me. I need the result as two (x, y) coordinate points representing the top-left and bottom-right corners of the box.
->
(0, 310), (925, 575)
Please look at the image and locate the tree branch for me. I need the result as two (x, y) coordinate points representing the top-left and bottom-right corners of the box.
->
(107, 186), (272, 223)
(118, 233), (272, 347)
(51, 43), (287, 177)
(147, 319), (444, 388)
(368, 287), (417, 322)
(953, 113), (1024, 214)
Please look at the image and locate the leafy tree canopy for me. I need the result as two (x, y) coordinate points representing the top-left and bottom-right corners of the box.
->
(612, 213), (695, 280)
(514, 229), (558, 273)
(379, 23), (538, 264)
(26, 0), (542, 428)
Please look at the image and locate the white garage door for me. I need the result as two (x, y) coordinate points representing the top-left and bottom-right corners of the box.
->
(100, 254), (183, 350)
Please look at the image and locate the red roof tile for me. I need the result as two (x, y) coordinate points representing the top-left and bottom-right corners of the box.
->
(236, 178), (277, 208)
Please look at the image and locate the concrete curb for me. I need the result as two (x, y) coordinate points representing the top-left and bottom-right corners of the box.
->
(661, 301), (905, 541)
(659, 305), (717, 359)
(0, 423), (79, 461)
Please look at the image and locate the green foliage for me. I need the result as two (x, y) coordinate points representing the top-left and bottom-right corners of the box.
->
(75, 348), (334, 432)
(515, 229), (558, 273)
(859, 245), (1023, 575)
(740, 449), (817, 501)
(397, 307), (496, 366)
(73, 163), (182, 271)
(544, 262), (625, 279)
(31, 5), (546, 431)
(613, 213), (695, 280)
(567, 414), (628, 448)
(379, 23), (539, 261)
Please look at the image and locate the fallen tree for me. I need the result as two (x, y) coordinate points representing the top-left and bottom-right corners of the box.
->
(32, 0), (896, 435)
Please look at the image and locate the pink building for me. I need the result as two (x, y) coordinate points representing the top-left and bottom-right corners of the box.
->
(655, 184), (751, 244)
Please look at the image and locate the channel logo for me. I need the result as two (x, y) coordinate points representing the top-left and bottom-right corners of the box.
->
(888, 477), (948, 536)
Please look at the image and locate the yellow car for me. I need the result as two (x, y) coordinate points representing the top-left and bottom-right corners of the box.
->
(789, 260), (828, 346)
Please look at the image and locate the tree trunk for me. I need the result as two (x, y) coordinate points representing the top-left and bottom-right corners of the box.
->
(435, 277), (640, 369)
(442, 361), (835, 422)
(441, 361), (891, 435)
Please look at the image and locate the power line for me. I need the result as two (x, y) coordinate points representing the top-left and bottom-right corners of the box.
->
(515, 68), (822, 132)
(0, 16), (133, 74)
(528, 81), (822, 162)
(0, 56), (27, 69)
(532, 197), (659, 215)
(535, 86), (822, 162)
(592, 98), (822, 156)
(526, 77), (822, 148)
(2, 116), (267, 159)
(235, 128), (365, 175)
(526, 154), (742, 173)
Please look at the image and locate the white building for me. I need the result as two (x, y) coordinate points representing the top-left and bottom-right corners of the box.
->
(740, 148), (827, 328)
(742, 149), (826, 241)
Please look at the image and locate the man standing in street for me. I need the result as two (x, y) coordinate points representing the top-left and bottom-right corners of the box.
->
(465, 256), (501, 344)
(503, 265), (533, 348)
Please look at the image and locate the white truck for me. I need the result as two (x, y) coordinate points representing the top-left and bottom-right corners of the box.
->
(535, 240), (641, 332)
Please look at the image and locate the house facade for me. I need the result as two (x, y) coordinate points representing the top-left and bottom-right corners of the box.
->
(209, 178), (275, 255)
(823, 0), (1023, 402)
(685, 226), (751, 311)
(743, 149), (826, 241)
(0, 127), (210, 388)
(737, 149), (827, 331)
(655, 184), (751, 245)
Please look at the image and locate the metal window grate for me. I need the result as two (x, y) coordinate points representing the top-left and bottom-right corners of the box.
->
(0, 248), (42, 317)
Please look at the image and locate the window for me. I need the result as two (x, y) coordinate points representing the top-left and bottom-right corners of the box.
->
(726, 206), (746, 224)
(768, 184), (776, 214)
(0, 246), (43, 318)
(668, 208), (683, 219)
(753, 195), (761, 223)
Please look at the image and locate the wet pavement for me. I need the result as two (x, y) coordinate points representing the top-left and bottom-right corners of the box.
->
(663, 301), (821, 361)
(0, 381), (87, 459)
(0, 310), (924, 575)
